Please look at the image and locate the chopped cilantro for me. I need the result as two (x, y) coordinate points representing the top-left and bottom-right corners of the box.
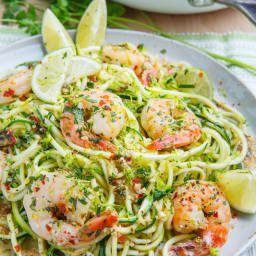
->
(137, 43), (144, 52)
(78, 198), (88, 205)
(64, 106), (85, 124)
(69, 197), (77, 209)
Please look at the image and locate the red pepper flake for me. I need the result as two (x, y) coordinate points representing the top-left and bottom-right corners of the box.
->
(138, 193), (144, 198)
(0, 128), (17, 148)
(29, 115), (40, 123)
(41, 174), (46, 185)
(213, 211), (218, 218)
(103, 95), (109, 99)
(90, 75), (97, 82)
(99, 100), (105, 106)
(232, 212), (238, 219)
(109, 178), (119, 186)
(58, 203), (68, 214)
(132, 176), (143, 195)
(199, 72), (204, 78)
(4, 183), (10, 191)
(14, 245), (21, 252)
(172, 192), (178, 200)
(45, 224), (52, 232)
(109, 153), (117, 160)
(237, 145), (242, 152)
(69, 239), (75, 245)
(3, 88), (15, 97)
(125, 156), (132, 162)
(117, 234), (126, 243)
(132, 176), (142, 184)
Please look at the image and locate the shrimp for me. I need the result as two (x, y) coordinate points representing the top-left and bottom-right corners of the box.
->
(141, 98), (201, 150)
(102, 44), (158, 86)
(0, 70), (32, 105)
(23, 172), (118, 248)
(60, 89), (126, 152)
(169, 180), (231, 255)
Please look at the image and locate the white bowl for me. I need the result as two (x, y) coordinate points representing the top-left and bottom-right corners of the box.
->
(0, 29), (256, 255)
(112, 0), (225, 14)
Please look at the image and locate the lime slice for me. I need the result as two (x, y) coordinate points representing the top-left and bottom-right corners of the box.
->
(217, 169), (256, 214)
(67, 56), (101, 82)
(175, 68), (213, 99)
(32, 48), (73, 103)
(76, 0), (107, 49)
(42, 9), (76, 54)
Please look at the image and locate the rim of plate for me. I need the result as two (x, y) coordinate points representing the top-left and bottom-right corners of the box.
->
(0, 28), (255, 255)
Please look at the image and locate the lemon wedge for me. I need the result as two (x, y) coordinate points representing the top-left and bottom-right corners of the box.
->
(67, 56), (101, 82)
(76, 0), (107, 49)
(175, 68), (213, 99)
(32, 48), (73, 103)
(42, 9), (76, 54)
(217, 169), (256, 214)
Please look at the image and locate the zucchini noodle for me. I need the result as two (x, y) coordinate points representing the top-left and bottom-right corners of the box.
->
(0, 42), (252, 256)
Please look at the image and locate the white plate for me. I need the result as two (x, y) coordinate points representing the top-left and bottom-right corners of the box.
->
(112, 0), (226, 14)
(0, 29), (255, 255)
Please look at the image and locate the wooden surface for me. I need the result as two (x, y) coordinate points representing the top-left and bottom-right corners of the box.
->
(0, 3), (255, 33)
(125, 7), (255, 33)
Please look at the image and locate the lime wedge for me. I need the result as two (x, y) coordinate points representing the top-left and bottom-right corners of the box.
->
(42, 9), (76, 54)
(217, 169), (256, 214)
(32, 48), (73, 103)
(76, 0), (107, 49)
(67, 56), (101, 82)
(175, 68), (213, 99)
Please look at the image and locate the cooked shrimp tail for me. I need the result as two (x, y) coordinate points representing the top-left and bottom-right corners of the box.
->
(169, 180), (231, 255)
(141, 98), (201, 150)
(0, 69), (32, 104)
(23, 172), (118, 248)
(102, 44), (158, 86)
(60, 89), (126, 152)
